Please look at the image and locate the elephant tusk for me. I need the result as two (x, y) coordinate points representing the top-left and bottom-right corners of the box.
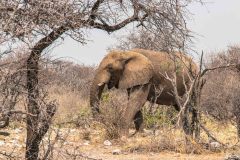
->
(98, 82), (105, 86)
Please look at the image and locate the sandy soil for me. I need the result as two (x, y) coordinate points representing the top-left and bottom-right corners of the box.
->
(79, 146), (225, 160)
(0, 127), (231, 160)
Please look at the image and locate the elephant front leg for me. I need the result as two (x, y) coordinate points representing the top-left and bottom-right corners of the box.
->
(120, 84), (150, 137)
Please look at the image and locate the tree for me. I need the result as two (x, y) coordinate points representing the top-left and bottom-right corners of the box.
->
(0, 0), (200, 159)
(201, 46), (240, 137)
(111, 27), (190, 52)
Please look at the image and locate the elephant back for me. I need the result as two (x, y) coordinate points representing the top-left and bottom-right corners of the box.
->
(131, 48), (198, 98)
(131, 49), (197, 78)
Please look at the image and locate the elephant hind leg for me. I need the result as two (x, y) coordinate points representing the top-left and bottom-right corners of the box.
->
(168, 104), (180, 125)
(173, 104), (180, 111)
(133, 110), (144, 132)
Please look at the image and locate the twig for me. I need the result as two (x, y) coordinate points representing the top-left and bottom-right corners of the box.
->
(201, 64), (239, 77)
(9, 110), (37, 117)
(0, 150), (17, 159)
(200, 124), (225, 146)
(65, 149), (102, 160)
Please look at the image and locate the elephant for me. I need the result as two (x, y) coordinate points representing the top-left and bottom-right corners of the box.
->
(90, 48), (197, 136)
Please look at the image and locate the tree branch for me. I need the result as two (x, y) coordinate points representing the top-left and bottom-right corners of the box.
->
(200, 124), (225, 146)
(89, 0), (105, 20)
(201, 64), (239, 77)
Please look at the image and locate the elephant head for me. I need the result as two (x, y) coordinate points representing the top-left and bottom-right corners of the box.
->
(90, 51), (154, 117)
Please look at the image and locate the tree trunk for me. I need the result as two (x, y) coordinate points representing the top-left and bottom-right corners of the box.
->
(26, 26), (66, 160)
(26, 49), (41, 160)
(182, 105), (193, 136)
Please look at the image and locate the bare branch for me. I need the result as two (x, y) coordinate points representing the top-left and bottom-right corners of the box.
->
(201, 64), (239, 77)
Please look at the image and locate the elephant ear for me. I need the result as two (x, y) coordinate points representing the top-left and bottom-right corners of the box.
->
(118, 52), (154, 89)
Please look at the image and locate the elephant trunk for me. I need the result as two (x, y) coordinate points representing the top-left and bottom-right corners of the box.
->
(90, 70), (110, 118)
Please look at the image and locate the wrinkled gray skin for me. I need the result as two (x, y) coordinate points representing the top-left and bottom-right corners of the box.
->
(90, 49), (197, 136)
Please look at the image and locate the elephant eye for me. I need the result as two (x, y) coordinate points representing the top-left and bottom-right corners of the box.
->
(107, 65), (114, 72)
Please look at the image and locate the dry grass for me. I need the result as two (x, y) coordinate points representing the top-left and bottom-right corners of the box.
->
(0, 126), (229, 160)
(99, 89), (129, 139)
(2, 85), (240, 159)
(1, 122), (238, 159)
(47, 84), (240, 154)
(48, 85), (91, 126)
(201, 117), (239, 145)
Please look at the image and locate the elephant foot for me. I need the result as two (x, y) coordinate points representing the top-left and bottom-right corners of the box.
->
(130, 131), (137, 137)
(130, 128), (144, 137)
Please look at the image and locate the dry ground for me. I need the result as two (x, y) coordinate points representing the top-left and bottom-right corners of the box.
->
(0, 124), (238, 160)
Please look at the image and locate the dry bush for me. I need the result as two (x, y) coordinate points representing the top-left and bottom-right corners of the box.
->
(142, 104), (178, 129)
(124, 129), (208, 154)
(40, 61), (95, 127)
(0, 52), (95, 125)
(98, 90), (178, 139)
(98, 89), (177, 139)
(200, 45), (240, 141)
(42, 59), (95, 98)
(0, 53), (96, 159)
(43, 60), (95, 127)
(201, 70), (240, 120)
(49, 86), (91, 126)
(201, 45), (240, 123)
(0, 51), (27, 127)
(232, 90), (240, 137)
(111, 29), (179, 52)
(123, 117), (240, 155)
(99, 89), (129, 139)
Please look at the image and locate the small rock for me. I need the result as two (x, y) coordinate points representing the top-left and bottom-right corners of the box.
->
(9, 139), (22, 147)
(103, 140), (112, 146)
(154, 130), (161, 136)
(64, 141), (74, 145)
(16, 144), (23, 148)
(63, 141), (69, 145)
(225, 154), (240, 160)
(174, 153), (181, 157)
(10, 139), (17, 144)
(70, 129), (76, 133)
(14, 128), (22, 134)
(209, 141), (221, 151)
(83, 141), (90, 146)
(112, 149), (121, 155)
(58, 132), (65, 138)
(120, 136), (127, 142)
(143, 129), (153, 136)
(150, 152), (155, 156)
(0, 140), (5, 146)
